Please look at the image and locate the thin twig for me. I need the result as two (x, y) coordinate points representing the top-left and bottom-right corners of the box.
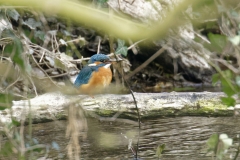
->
(31, 55), (61, 89)
(97, 38), (101, 54)
(212, 58), (240, 74)
(25, 144), (46, 152)
(70, 57), (90, 63)
(35, 72), (69, 79)
(127, 38), (146, 50)
(39, 51), (45, 63)
(112, 52), (141, 159)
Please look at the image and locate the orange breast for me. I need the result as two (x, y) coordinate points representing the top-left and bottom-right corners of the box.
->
(80, 67), (112, 95)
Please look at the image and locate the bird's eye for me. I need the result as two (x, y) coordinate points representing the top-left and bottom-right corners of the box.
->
(100, 59), (105, 62)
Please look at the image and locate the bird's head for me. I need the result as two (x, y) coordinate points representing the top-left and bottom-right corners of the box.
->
(88, 54), (111, 67)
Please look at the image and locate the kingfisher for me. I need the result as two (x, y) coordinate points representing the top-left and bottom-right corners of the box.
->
(74, 54), (112, 95)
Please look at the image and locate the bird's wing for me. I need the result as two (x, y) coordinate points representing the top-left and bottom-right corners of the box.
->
(74, 66), (95, 87)
(74, 63), (107, 87)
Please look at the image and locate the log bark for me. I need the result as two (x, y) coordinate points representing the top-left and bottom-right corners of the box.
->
(0, 92), (236, 124)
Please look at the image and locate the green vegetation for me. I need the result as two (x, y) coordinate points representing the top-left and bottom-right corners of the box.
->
(0, 0), (240, 159)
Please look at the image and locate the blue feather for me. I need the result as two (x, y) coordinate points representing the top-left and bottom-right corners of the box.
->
(88, 54), (110, 64)
(74, 63), (106, 87)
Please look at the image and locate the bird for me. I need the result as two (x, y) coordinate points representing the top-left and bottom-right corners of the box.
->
(74, 53), (112, 95)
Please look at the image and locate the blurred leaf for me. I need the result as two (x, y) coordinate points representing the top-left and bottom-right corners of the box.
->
(0, 141), (13, 156)
(0, 93), (13, 110)
(207, 133), (218, 151)
(116, 39), (125, 48)
(116, 39), (128, 56)
(0, 14), (13, 37)
(220, 97), (235, 107)
(212, 73), (220, 85)
(11, 118), (20, 126)
(221, 78), (235, 97)
(2, 29), (25, 69)
(156, 144), (165, 158)
(78, 37), (88, 47)
(236, 76), (240, 87)
(229, 35), (240, 46)
(220, 70), (234, 96)
(23, 18), (42, 30)
(0, 106), (7, 110)
(31, 147), (44, 153)
(208, 33), (227, 53)
(230, 9), (239, 18)
(1, 28), (15, 39)
(95, 0), (108, 8)
(223, 70), (233, 79)
(6, 9), (19, 21)
(12, 39), (25, 70)
(54, 58), (65, 71)
(116, 46), (128, 56)
(34, 30), (45, 41)
(217, 4), (225, 13)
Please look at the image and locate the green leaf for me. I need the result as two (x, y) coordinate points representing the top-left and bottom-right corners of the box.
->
(116, 39), (128, 56)
(95, 0), (108, 8)
(156, 144), (165, 158)
(11, 118), (20, 126)
(34, 30), (45, 41)
(78, 37), (88, 47)
(12, 39), (25, 70)
(116, 46), (128, 56)
(208, 33), (227, 53)
(6, 9), (20, 21)
(0, 141), (13, 156)
(207, 133), (218, 151)
(0, 93), (13, 110)
(222, 70), (233, 79)
(117, 39), (125, 47)
(2, 29), (25, 70)
(23, 18), (42, 30)
(212, 73), (220, 85)
(220, 97), (235, 107)
(221, 78), (235, 97)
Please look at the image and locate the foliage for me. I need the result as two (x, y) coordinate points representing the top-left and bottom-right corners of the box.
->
(206, 133), (233, 160)
(208, 1), (240, 107)
(0, 93), (13, 110)
(0, 0), (240, 159)
(115, 39), (128, 56)
(156, 144), (165, 159)
(212, 70), (239, 107)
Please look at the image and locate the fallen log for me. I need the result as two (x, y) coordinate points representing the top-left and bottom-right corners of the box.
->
(0, 92), (237, 124)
